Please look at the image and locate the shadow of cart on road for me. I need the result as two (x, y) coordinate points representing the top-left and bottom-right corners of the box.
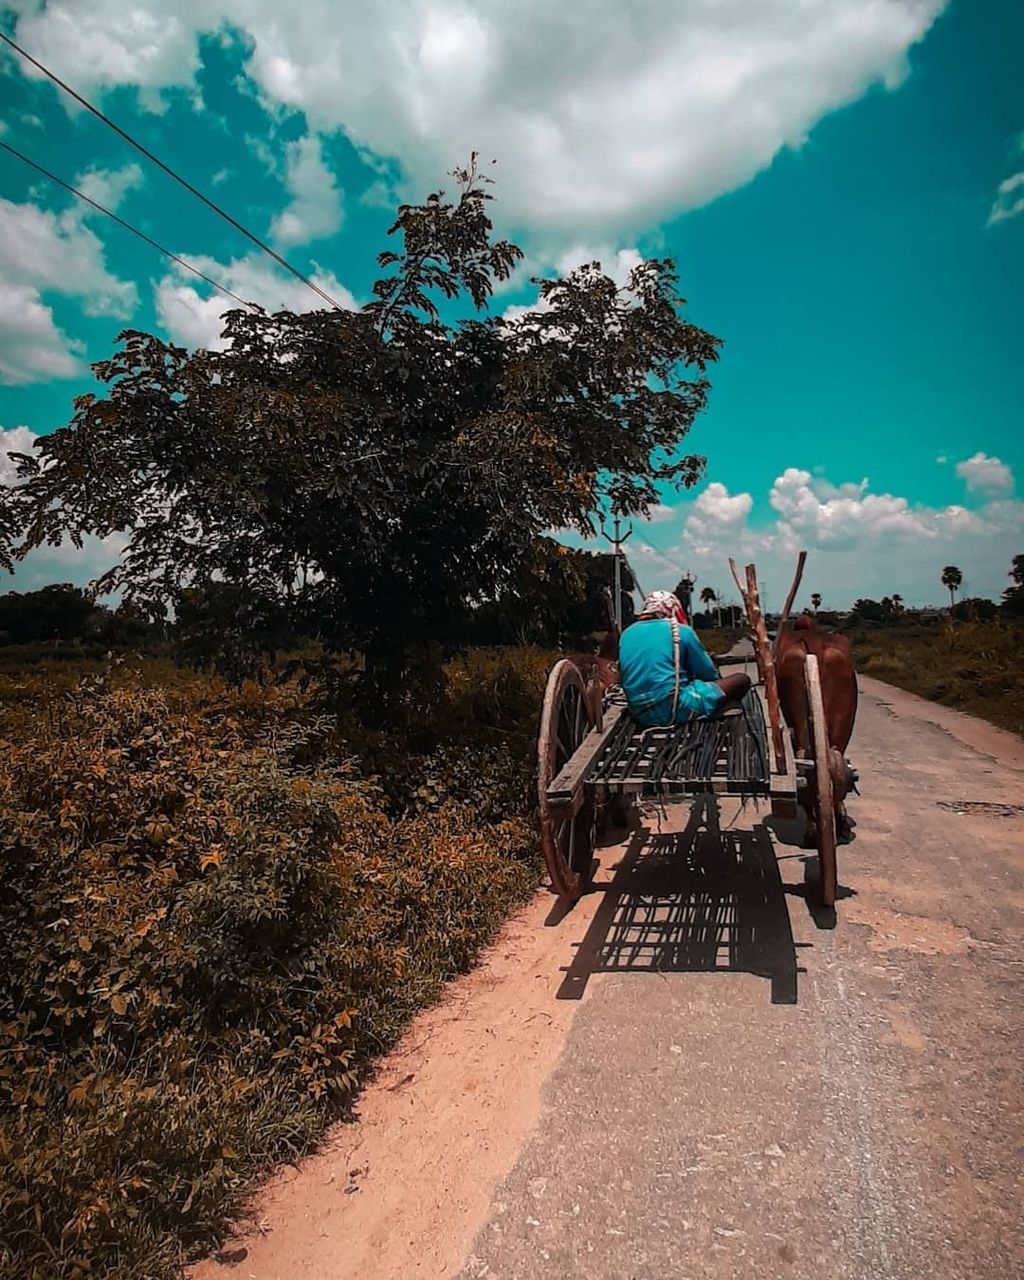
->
(554, 795), (802, 1006)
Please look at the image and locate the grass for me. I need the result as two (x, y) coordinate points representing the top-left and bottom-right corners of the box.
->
(698, 627), (746, 657)
(850, 619), (1024, 738)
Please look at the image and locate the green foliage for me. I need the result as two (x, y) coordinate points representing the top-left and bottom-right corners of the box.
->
(466, 544), (633, 648)
(1, 160), (718, 692)
(851, 619), (1024, 737)
(693, 605), (743, 630)
(1000, 553), (1024, 619)
(0, 582), (96, 643)
(951, 596), (997, 622)
(0, 650), (543, 1278)
(0, 585), (160, 650)
(850, 597), (890, 623)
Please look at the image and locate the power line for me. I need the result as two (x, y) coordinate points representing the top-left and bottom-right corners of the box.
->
(632, 526), (679, 575)
(0, 31), (347, 313)
(0, 139), (258, 311)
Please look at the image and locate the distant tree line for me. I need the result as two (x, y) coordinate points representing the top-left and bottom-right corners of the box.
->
(0, 584), (159, 650)
(803, 555), (1023, 628)
(0, 547), (635, 657)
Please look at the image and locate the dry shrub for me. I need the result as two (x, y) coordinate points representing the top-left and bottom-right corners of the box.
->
(0, 654), (542, 1278)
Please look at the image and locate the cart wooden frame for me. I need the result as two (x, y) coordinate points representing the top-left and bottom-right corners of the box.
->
(538, 555), (842, 908)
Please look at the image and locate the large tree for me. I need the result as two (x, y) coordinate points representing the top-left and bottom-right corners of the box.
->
(0, 159), (719, 692)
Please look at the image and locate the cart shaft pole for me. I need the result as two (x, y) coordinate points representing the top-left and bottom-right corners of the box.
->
(739, 562), (786, 774)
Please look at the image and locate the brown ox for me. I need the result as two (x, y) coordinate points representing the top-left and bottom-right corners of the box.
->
(776, 614), (858, 842)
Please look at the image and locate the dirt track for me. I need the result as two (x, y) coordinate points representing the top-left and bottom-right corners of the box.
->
(195, 675), (1024, 1280)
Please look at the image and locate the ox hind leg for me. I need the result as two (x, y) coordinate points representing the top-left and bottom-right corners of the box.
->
(776, 645), (817, 846)
(821, 645), (858, 842)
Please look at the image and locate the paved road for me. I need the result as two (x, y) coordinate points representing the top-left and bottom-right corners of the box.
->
(197, 675), (1024, 1280)
(459, 676), (1024, 1280)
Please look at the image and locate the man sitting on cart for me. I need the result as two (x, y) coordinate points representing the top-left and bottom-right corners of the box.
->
(618, 590), (751, 727)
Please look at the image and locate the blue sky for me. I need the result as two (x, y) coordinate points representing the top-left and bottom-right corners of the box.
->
(1, 0), (1021, 607)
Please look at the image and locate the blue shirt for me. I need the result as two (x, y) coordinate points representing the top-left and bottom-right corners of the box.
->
(618, 619), (720, 715)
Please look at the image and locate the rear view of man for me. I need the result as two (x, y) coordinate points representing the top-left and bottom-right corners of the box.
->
(618, 590), (751, 727)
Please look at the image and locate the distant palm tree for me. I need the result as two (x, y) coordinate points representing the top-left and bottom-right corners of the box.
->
(941, 565), (963, 614)
(810, 592), (821, 614)
(699, 585), (721, 627)
(891, 593), (903, 614)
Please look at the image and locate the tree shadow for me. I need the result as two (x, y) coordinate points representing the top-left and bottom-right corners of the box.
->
(556, 796), (801, 1005)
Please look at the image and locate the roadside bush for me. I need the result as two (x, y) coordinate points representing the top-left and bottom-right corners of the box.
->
(0, 655), (541, 1278)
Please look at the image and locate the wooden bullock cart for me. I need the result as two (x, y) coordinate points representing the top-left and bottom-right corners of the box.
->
(537, 555), (843, 908)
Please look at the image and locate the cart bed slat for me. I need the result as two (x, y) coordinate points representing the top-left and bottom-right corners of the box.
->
(548, 689), (778, 801)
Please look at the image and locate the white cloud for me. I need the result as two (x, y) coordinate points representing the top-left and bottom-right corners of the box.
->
(12, 1), (203, 98)
(556, 245), (645, 288)
(0, 425), (40, 486)
(987, 170), (1024, 226)
(2, 530), (129, 594)
(270, 134), (344, 247)
(685, 481), (755, 553)
(75, 162), (144, 212)
(0, 167), (142, 384)
(0, 191), (138, 319)
(605, 465), (1024, 607)
(769, 467), (936, 546)
(13, 1), (946, 236)
(154, 252), (358, 350)
(0, 282), (85, 385)
(359, 177), (400, 209)
(955, 451), (1013, 496)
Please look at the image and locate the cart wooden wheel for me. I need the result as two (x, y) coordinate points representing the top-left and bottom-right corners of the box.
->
(538, 659), (597, 900)
(805, 652), (838, 907)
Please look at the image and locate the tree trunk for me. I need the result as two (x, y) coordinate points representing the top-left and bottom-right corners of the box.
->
(362, 645), (408, 723)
